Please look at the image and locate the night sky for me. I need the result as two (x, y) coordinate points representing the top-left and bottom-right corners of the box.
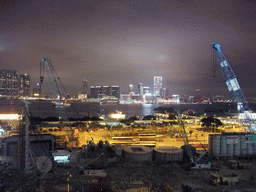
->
(1, 0), (255, 98)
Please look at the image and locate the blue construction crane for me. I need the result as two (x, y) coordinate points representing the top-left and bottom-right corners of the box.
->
(212, 42), (255, 131)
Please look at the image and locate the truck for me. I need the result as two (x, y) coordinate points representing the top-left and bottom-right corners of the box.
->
(209, 173), (239, 187)
(226, 160), (252, 169)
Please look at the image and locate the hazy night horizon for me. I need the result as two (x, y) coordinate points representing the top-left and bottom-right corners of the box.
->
(1, 0), (255, 98)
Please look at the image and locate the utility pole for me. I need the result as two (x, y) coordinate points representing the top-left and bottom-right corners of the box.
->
(19, 101), (30, 170)
(24, 101), (30, 171)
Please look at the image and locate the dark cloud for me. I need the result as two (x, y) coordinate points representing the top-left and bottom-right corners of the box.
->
(0, 0), (255, 98)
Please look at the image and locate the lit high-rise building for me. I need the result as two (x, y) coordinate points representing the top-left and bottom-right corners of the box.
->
(111, 85), (120, 99)
(83, 79), (88, 94)
(102, 86), (111, 96)
(33, 87), (40, 97)
(19, 74), (30, 97)
(90, 85), (120, 99)
(129, 84), (134, 93)
(161, 88), (167, 99)
(143, 86), (150, 95)
(138, 83), (143, 95)
(90, 86), (102, 98)
(0, 69), (19, 97)
(153, 76), (162, 97)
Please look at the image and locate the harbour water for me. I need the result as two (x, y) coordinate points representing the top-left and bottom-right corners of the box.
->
(1, 98), (255, 120)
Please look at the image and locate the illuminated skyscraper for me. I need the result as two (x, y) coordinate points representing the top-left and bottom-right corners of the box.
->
(138, 83), (143, 95)
(90, 86), (102, 98)
(102, 86), (111, 96)
(111, 85), (120, 99)
(153, 76), (162, 97)
(19, 74), (30, 97)
(83, 79), (88, 94)
(143, 86), (150, 95)
(161, 88), (167, 99)
(33, 86), (40, 97)
(0, 69), (19, 97)
(90, 85), (120, 99)
(129, 84), (134, 93)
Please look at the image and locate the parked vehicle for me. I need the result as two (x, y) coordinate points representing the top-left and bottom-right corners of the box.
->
(209, 173), (239, 187)
(226, 160), (251, 169)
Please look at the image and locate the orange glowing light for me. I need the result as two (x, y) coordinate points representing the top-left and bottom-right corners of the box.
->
(0, 114), (21, 120)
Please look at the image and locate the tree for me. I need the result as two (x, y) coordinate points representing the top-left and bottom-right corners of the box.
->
(168, 114), (176, 120)
(129, 116), (140, 121)
(143, 115), (156, 120)
(201, 116), (223, 132)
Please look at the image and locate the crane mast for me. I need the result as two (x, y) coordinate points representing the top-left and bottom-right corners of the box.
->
(176, 110), (193, 162)
(40, 57), (64, 100)
(176, 109), (211, 169)
(212, 42), (255, 131)
(40, 57), (69, 121)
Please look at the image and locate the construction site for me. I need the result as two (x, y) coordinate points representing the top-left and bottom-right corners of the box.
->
(1, 105), (256, 192)
(0, 42), (256, 191)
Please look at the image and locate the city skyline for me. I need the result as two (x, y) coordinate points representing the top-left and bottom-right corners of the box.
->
(1, 0), (255, 97)
(0, 68), (253, 102)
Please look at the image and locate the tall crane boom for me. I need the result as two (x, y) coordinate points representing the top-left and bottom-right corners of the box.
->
(40, 57), (65, 100)
(212, 42), (255, 131)
(40, 57), (70, 120)
(176, 109), (211, 169)
(175, 109), (193, 163)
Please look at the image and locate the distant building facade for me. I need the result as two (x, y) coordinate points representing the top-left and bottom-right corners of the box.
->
(153, 76), (162, 97)
(83, 79), (88, 94)
(0, 70), (30, 97)
(111, 85), (120, 99)
(102, 86), (111, 96)
(90, 85), (120, 99)
(0, 69), (19, 97)
(143, 86), (150, 95)
(129, 84), (134, 93)
(90, 86), (102, 98)
(120, 92), (143, 104)
(138, 83), (143, 95)
(78, 93), (87, 100)
(161, 88), (167, 99)
(19, 74), (30, 97)
(167, 95), (180, 104)
(32, 87), (40, 97)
